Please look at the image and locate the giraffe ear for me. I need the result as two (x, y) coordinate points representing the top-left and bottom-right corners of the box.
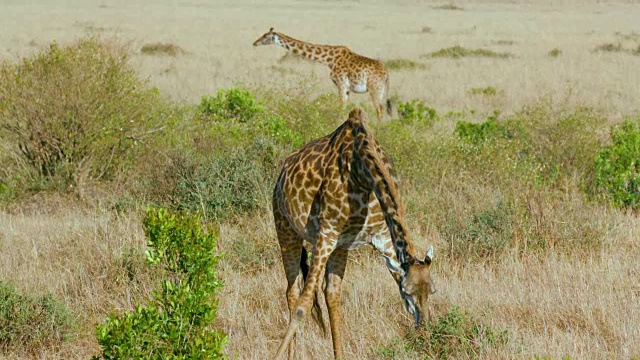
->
(424, 245), (433, 265)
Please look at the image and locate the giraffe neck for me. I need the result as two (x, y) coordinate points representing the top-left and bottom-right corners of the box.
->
(349, 111), (415, 271)
(273, 32), (340, 67)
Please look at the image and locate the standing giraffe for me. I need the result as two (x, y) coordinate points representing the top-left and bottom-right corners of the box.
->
(272, 108), (435, 359)
(253, 28), (392, 121)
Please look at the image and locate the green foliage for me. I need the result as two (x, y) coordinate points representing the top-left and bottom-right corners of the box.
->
(548, 48), (562, 57)
(198, 87), (302, 147)
(261, 115), (304, 148)
(399, 306), (508, 359)
(427, 46), (512, 59)
(0, 37), (168, 193)
(94, 208), (227, 360)
(0, 281), (72, 354)
(455, 111), (509, 144)
(257, 86), (342, 144)
(398, 99), (439, 127)
(200, 88), (263, 123)
(595, 118), (640, 209)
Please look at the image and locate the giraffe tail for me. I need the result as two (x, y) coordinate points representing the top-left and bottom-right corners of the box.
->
(386, 99), (393, 117)
(300, 247), (329, 337)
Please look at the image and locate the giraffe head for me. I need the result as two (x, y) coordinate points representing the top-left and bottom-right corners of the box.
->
(253, 27), (280, 46)
(401, 245), (435, 327)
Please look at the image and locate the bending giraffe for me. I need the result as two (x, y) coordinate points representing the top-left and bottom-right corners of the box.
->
(272, 108), (435, 359)
(253, 28), (392, 121)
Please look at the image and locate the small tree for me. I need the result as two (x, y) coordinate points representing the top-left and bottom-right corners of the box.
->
(93, 208), (227, 359)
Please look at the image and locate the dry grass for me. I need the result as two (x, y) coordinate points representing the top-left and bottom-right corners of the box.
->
(1, 194), (638, 359)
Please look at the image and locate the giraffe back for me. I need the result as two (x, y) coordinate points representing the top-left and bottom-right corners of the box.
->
(272, 115), (394, 248)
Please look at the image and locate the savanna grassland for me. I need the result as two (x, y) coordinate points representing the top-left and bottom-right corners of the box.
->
(1, 1), (639, 359)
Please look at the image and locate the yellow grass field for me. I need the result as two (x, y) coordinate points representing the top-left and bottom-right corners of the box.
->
(1, 0), (639, 359)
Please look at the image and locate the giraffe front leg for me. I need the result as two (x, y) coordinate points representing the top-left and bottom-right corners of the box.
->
(324, 247), (348, 360)
(274, 232), (338, 359)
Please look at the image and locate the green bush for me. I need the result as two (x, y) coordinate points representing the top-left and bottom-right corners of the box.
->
(257, 86), (342, 144)
(395, 306), (508, 359)
(200, 88), (263, 123)
(0, 281), (72, 355)
(397, 99), (439, 127)
(261, 115), (304, 148)
(455, 111), (509, 144)
(595, 118), (640, 209)
(145, 140), (282, 221)
(94, 208), (227, 360)
(0, 37), (167, 193)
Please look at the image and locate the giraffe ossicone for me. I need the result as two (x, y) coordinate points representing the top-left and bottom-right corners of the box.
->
(253, 28), (393, 121)
(272, 107), (434, 359)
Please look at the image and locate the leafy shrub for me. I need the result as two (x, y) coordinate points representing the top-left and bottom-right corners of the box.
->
(402, 306), (508, 359)
(595, 118), (640, 209)
(398, 99), (439, 127)
(0, 281), (72, 355)
(257, 86), (343, 144)
(94, 208), (227, 360)
(148, 140), (282, 221)
(455, 111), (509, 144)
(0, 37), (167, 192)
(200, 88), (263, 123)
(261, 115), (304, 148)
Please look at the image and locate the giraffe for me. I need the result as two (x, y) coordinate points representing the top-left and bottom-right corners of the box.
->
(253, 28), (393, 121)
(272, 108), (435, 359)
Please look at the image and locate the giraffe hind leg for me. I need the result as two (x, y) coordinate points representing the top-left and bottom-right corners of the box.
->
(275, 219), (306, 360)
(300, 246), (329, 337)
(324, 247), (348, 360)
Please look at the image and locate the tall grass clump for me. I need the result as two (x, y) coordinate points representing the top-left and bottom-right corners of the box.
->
(0, 281), (72, 355)
(385, 58), (426, 70)
(595, 117), (640, 209)
(427, 46), (512, 59)
(0, 37), (169, 195)
(379, 306), (508, 359)
(93, 208), (227, 359)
